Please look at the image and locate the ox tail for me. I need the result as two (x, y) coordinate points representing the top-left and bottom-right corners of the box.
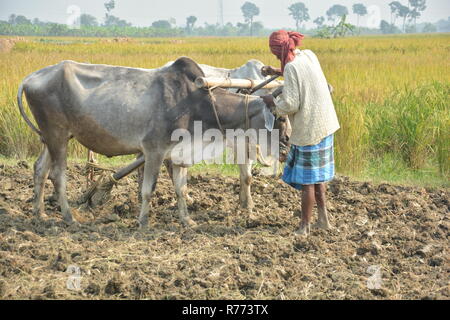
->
(17, 82), (42, 136)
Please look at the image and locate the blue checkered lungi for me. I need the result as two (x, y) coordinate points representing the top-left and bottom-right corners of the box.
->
(281, 134), (335, 190)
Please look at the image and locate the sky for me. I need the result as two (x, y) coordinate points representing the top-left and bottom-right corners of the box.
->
(0, 0), (449, 29)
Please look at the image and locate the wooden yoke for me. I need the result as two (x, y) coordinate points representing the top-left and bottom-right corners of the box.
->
(195, 77), (284, 90)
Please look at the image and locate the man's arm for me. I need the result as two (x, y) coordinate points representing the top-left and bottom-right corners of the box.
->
(261, 66), (283, 77)
(273, 65), (300, 117)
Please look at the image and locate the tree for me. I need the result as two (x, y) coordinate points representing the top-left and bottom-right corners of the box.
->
(315, 15), (355, 38)
(48, 23), (69, 36)
(288, 2), (310, 31)
(408, 0), (426, 27)
(405, 24), (417, 33)
(186, 16), (197, 33)
(80, 14), (98, 27)
(8, 14), (16, 25)
(313, 16), (325, 28)
(352, 3), (367, 28)
(152, 20), (171, 29)
(421, 22), (436, 33)
(326, 5), (348, 26)
(252, 21), (264, 36)
(33, 18), (45, 26)
(237, 22), (249, 35)
(436, 17), (450, 32)
(16, 15), (31, 25)
(380, 20), (400, 34)
(332, 15), (355, 38)
(104, 0), (116, 26)
(104, 15), (131, 27)
(389, 1), (402, 25)
(398, 3), (410, 32)
(104, 0), (115, 16)
(241, 2), (260, 36)
(8, 14), (31, 25)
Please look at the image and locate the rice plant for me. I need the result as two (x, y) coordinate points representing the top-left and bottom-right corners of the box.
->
(0, 34), (449, 185)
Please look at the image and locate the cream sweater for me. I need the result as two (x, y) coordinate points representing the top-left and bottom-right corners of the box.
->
(274, 49), (340, 147)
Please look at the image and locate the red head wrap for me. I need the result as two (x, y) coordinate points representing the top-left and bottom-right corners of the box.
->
(269, 30), (305, 72)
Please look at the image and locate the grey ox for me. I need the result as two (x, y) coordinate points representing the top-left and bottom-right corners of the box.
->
(18, 57), (289, 228)
(135, 58), (286, 200)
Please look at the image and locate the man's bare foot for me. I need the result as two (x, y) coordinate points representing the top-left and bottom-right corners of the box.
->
(294, 223), (310, 237)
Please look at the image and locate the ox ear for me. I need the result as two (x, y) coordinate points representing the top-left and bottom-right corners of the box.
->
(172, 57), (205, 82)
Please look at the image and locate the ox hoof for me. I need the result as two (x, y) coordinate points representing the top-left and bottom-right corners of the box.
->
(294, 224), (310, 237)
(185, 194), (194, 205)
(33, 210), (48, 220)
(46, 193), (58, 204)
(63, 214), (77, 226)
(313, 221), (332, 230)
(182, 217), (197, 228)
(138, 219), (149, 230)
(239, 199), (254, 210)
(40, 213), (49, 219)
(65, 221), (81, 229)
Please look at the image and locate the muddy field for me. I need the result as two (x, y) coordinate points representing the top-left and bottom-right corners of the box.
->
(0, 161), (448, 300)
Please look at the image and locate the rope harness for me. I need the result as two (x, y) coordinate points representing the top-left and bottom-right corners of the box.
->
(206, 87), (251, 135)
(205, 88), (273, 166)
(207, 87), (225, 135)
(82, 160), (118, 190)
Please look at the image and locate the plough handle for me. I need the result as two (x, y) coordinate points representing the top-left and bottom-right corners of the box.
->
(113, 155), (145, 180)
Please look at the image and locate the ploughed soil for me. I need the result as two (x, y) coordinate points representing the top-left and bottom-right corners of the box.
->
(0, 161), (448, 300)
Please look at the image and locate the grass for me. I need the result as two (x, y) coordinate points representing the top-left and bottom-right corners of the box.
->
(361, 154), (450, 189)
(0, 34), (449, 187)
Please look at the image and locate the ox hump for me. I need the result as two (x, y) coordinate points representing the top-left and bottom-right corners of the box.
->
(171, 57), (205, 82)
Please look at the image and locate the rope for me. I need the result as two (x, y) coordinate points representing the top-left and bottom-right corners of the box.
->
(244, 94), (251, 162)
(246, 78), (256, 90)
(244, 94), (250, 131)
(109, 173), (119, 184)
(207, 87), (225, 135)
(82, 161), (115, 176)
(77, 172), (118, 206)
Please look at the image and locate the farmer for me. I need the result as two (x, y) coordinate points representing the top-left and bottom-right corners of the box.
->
(262, 30), (340, 237)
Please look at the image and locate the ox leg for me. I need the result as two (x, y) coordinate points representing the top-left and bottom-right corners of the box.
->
(167, 160), (193, 204)
(137, 158), (177, 198)
(172, 165), (196, 227)
(137, 157), (193, 206)
(33, 146), (51, 217)
(47, 166), (59, 203)
(137, 154), (144, 202)
(238, 163), (254, 210)
(138, 151), (164, 229)
(163, 159), (174, 181)
(47, 137), (74, 224)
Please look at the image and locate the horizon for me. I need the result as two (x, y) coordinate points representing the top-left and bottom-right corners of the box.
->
(0, 0), (449, 29)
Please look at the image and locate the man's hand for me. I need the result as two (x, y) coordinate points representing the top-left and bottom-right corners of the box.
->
(279, 151), (288, 163)
(261, 66), (282, 77)
(262, 94), (276, 113)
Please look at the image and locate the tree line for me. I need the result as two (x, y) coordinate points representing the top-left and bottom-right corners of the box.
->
(1, 0), (447, 38)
